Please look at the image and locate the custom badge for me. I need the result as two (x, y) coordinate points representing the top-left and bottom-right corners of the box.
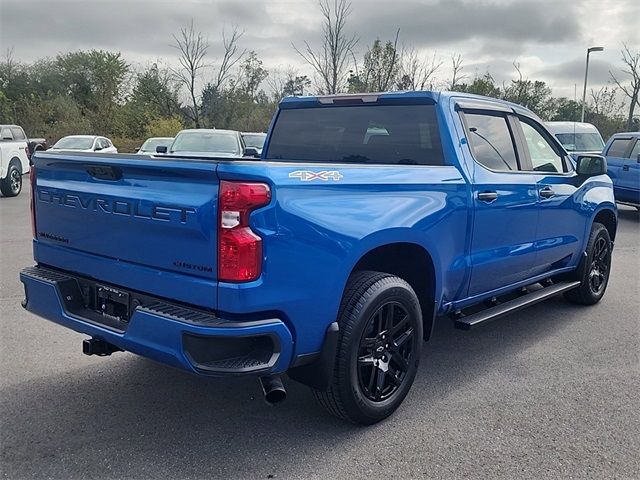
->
(289, 170), (343, 182)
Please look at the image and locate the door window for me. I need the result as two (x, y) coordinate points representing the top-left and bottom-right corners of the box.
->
(464, 113), (519, 172)
(519, 120), (565, 173)
(1, 127), (13, 140)
(606, 138), (632, 157)
(629, 140), (640, 159)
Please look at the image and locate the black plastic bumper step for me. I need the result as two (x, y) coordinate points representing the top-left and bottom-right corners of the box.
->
(454, 281), (581, 330)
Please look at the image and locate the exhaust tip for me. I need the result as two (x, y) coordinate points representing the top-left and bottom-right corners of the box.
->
(259, 375), (287, 406)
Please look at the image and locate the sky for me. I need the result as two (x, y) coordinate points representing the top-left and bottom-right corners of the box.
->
(1, 0), (639, 99)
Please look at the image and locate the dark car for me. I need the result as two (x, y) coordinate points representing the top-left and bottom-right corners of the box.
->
(241, 132), (267, 156)
(136, 137), (174, 155)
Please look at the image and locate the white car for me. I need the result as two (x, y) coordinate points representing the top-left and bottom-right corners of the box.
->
(545, 122), (605, 156)
(48, 135), (118, 154)
(0, 124), (31, 197)
(159, 129), (245, 158)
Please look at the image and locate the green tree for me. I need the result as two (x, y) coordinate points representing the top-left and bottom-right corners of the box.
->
(0, 90), (14, 122)
(240, 51), (268, 98)
(550, 97), (582, 122)
(131, 64), (181, 118)
(502, 63), (554, 119)
(55, 50), (129, 132)
(144, 116), (184, 138)
(348, 32), (401, 93)
(452, 73), (501, 97)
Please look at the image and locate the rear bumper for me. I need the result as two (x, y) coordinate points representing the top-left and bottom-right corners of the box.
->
(20, 266), (293, 376)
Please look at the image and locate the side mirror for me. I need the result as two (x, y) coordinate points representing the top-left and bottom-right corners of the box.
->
(637, 153), (639, 163)
(134, 147), (140, 153)
(244, 147), (260, 157)
(156, 145), (168, 154)
(576, 154), (607, 176)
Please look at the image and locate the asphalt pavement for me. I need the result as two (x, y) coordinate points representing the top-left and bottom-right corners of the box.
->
(1, 182), (639, 479)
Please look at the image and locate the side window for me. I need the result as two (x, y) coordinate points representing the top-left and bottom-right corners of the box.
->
(1, 127), (14, 140)
(519, 120), (565, 173)
(464, 113), (519, 172)
(103, 138), (112, 148)
(629, 140), (640, 159)
(606, 138), (631, 157)
(10, 127), (26, 140)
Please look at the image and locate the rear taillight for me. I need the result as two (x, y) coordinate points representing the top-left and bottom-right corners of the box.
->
(218, 181), (271, 282)
(29, 167), (37, 238)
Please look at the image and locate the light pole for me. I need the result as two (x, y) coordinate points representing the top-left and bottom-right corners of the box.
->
(581, 46), (604, 122)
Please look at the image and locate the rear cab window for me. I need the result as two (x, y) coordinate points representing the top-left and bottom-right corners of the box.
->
(265, 104), (444, 166)
(10, 127), (26, 141)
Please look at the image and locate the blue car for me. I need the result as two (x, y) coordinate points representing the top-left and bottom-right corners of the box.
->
(603, 132), (640, 209)
(22, 91), (617, 424)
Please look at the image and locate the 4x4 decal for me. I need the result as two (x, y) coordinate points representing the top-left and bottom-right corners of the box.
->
(289, 170), (343, 182)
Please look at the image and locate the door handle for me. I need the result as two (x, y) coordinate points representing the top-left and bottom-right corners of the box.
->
(539, 187), (555, 198)
(623, 164), (630, 171)
(477, 191), (498, 202)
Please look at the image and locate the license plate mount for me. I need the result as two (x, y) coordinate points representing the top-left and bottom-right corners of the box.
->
(96, 285), (130, 322)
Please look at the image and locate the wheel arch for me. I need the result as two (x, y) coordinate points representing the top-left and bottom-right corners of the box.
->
(593, 207), (617, 242)
(348, 242), (438, 341)
(10, 156), (22, 169)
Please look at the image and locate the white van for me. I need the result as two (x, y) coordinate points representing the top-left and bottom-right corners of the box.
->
(545, 122), (605, 155)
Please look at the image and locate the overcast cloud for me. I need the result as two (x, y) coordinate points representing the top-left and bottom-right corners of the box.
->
(1, 0), (639, 98)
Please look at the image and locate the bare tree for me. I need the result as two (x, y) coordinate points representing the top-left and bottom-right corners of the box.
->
(171, 20), (209, 127)
(610, 43), (640, 130)
(213, 26), (246, 91)
(398, 48), (442, 91)
(293, 0), (358, 94)
(589, 85), (621, 118)
(450, 53), (465, 90)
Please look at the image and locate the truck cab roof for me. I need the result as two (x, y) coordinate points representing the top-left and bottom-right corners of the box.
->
(279, 90), (539, 119)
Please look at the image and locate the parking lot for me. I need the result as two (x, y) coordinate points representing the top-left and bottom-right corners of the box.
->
(0, 183), (638, 479)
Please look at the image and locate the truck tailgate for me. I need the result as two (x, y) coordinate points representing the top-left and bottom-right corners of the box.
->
(32, 152), (219, 308)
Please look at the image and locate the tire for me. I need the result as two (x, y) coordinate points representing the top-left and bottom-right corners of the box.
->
(312, 271), (423, 425)
(0, 163), (22, 197)
(564, 222), (612, 305)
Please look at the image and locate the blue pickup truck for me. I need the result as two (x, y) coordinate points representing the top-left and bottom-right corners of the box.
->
(21, 91), (617, 424)
(603, 132), (640, 209)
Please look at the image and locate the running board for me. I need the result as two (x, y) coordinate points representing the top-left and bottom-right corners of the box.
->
(454, 281), (581, 330)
